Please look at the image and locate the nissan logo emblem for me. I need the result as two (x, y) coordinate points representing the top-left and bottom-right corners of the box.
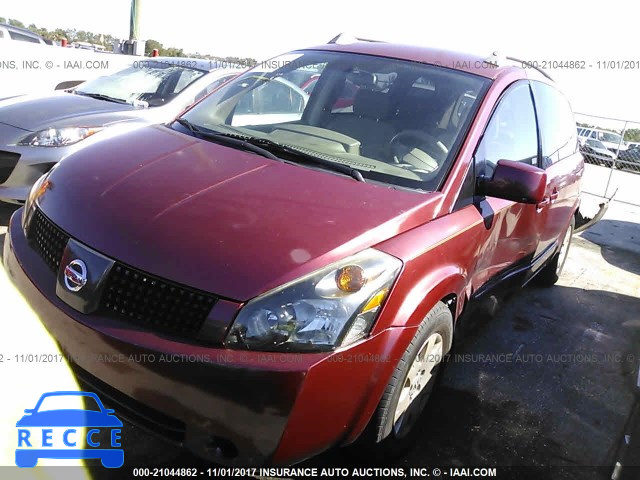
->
(63, 259), (88, 292)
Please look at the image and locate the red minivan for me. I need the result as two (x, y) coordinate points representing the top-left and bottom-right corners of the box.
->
(4, 40), (583, 465)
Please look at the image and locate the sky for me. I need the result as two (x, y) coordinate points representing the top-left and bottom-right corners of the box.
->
(3, 0), (640, 122)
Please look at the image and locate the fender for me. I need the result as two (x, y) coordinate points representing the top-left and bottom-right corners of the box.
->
(343, 266), (468, 444)
(381, 265), (466, 331)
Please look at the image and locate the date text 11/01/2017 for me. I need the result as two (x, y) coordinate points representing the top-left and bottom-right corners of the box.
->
(131, 467), (499, 477)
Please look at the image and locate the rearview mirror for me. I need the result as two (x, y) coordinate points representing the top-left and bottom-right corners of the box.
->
(478, 160), (547, 204)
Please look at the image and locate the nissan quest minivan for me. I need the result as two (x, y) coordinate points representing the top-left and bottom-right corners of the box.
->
(4, 39), (583, 465)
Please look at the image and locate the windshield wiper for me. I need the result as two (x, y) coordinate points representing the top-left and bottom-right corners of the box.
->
(174, 118), (279, 161)
(75, 91), (129, 104)
(241, 137), (365, 182)
(174, 120), (365, 182)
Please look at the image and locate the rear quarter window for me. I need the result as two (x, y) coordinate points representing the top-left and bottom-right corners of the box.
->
(9, 30), (41, 43)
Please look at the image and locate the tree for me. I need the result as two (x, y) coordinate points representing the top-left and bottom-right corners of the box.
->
(624, 129), (640, 142)
(51, 28), (70, 42)
(7, 15), (257, 61)
(145, 39), (163, 56)
(8, 18), (25, 28)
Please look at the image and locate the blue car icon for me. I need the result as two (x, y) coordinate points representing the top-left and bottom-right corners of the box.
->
(16, 391), (124, 468)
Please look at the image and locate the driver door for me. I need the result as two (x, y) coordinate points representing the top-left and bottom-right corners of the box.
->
(466, 80), (545, 293)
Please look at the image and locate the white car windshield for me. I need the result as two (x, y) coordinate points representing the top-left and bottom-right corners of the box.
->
(598, 132), (622, 144)
(76, 63), (207, 106)
(180, 50), (490, 191)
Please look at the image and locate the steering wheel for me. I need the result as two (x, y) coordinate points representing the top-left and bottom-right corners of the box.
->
(389, 130), (449, 173)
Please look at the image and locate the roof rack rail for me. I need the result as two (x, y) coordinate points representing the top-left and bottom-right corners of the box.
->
(483, 52), (554, 81)
(327, 33), (385, 45)
(505, 56), (554, 81)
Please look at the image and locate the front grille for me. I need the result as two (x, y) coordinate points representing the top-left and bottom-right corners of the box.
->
(0, 150), (20, 184)
(101, 262), (218, 338)
(26, 207), (217, 341)
(27, 208), (69, 272)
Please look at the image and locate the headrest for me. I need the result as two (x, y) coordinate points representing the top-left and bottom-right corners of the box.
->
(353, 89), (391, 119)
(397, 91), (436, 117)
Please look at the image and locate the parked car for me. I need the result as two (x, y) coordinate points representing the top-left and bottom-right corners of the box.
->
(577, 127), (627, 154)
(579, 138), (617, 167)
(0, 23), (51, 45)
(617, 143), (640, 171)
(5, 38), (583, 466)
(0, 58), (241, 203)
(0, 40), (136, 97)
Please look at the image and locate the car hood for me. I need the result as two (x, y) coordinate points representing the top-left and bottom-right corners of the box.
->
(0, 92), (137, 131)
(16, 410), (123, 427)
(39, 125), (440, 301)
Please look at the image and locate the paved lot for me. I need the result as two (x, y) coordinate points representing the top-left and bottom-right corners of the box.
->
(1, 200), (639, 479)
(582, 162), (640, 204)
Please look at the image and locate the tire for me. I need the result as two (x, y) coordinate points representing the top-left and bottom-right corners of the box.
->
(360, 301), (453, 459)
(534, 215), (574, 287)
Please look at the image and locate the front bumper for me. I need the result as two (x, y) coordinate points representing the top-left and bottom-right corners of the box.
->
(0, 123), (66, 203)
(4, 209), (415, 465)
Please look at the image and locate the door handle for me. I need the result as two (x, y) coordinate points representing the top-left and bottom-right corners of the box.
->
(538, 189), (558, 210)
(537, 197), (551, 209)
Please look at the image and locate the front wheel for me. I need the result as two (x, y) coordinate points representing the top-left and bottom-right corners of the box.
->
(534, 216), (575, 287)
(361, 301), (453, 459)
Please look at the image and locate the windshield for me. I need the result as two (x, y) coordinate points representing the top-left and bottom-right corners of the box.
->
(180, 50), (490, 190)
(76, 63), (207, 106)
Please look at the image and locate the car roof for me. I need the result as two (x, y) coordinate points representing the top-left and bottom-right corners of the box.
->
(149, 56), (245, 73)
(301, 42), (546, 82)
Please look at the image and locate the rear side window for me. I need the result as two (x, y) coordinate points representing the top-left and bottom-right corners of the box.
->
(474, 81), (539, 177)
(531, 81), (577, 166)
(172, 69), (204, 94)
(9, 31), (41, 43)
(194, 74), (237, 103)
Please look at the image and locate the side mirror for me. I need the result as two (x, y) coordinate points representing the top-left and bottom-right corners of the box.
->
(478, 159), (547, 204)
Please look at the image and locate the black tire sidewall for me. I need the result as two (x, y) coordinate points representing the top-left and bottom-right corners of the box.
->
(555, 215), (575, 277)
(535, 215), (575, 287)
(373, 302), (453, 453)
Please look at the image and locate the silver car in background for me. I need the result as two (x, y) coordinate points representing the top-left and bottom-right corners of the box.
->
(0, 58), (242, 203)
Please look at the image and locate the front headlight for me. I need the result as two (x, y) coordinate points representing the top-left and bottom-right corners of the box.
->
(22, 165), (57, 232)
(17, 127), (102, 147)
(225, 249), (402, 352)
